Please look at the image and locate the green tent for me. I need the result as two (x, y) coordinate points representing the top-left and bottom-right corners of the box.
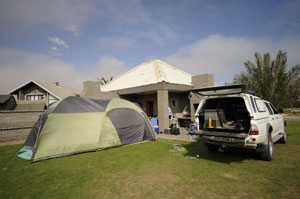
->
(18, 96), (156, 162)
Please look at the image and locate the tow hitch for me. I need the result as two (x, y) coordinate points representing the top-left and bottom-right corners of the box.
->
(218, 144), (227, 152)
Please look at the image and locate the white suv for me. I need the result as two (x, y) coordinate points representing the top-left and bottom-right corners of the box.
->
(190, 84), (286, 161)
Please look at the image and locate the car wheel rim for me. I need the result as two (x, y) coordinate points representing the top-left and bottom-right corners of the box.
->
(269, 139), (273, 156)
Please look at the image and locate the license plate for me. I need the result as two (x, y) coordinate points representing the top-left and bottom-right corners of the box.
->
(216, 137), (232, 142)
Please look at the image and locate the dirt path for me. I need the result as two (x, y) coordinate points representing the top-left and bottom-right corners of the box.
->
(0, 128), (29, 146)
(282, 114), (300, 121)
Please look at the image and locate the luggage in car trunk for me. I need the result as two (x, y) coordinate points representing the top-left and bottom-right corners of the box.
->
(199, 97), (251, 132)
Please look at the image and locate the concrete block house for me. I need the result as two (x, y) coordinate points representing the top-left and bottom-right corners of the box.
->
(9, 80), (81, 110)
(81, 60), (214, 132)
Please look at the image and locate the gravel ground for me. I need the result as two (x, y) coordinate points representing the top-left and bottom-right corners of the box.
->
(282, 114), (300, 121)
(157, 128), (197, 142)
(0, 128), (30, 146)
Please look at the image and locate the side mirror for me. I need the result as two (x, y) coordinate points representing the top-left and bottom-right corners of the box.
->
(278, 108), (284, 114)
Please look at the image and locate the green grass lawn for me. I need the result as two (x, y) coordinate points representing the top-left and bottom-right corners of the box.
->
(1, 121), (300, 199)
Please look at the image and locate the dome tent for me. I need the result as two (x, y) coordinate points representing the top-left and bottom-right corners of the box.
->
(17, 96), (156, 162)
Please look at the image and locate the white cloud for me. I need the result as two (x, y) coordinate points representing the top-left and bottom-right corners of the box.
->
(99, 0), (177, 44)
(0, 0), (176, 43)
(165, 34), (300, 84)
(0, 0), (99, 35)
(64, 23), (80, 36)
(48, 36), (69, 49)
(101, 0), (152, 25)
(98, 37), (135, 48)
(0, 48), (128, 93)
(48, 45), (61, 56)
(133, 24), (177, 45)
(92, 55), (129, 79)
(51, 46), (57, 51)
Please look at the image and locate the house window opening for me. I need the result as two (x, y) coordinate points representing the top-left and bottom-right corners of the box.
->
(172, 99), (176, 107)
(26, 94), (45, 101)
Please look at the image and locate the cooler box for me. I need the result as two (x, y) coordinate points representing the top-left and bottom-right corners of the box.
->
(151, 117), (159, 134)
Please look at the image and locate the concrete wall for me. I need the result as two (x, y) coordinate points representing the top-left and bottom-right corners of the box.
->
(169, 92), (190, 114)
(81, 81), (101, 98)
(190, 74), (214, 121)
(81, 81), (120, 99)
(192, 74), (214, 89)
(157, 90), (169, 132)
(0, 110), (43, 145)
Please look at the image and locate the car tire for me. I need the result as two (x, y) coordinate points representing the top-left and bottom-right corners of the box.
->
(207, 144), (219, 152)
(278, 128), (287, 144)
(261, 134), (274, 161)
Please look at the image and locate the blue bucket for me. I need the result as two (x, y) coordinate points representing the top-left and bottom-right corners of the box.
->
(191, 125), (195, 131)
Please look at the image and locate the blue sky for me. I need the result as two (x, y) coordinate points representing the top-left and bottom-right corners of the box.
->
(0, 0), (300, 92)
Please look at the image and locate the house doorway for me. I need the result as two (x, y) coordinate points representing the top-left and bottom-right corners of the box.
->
(146, 101), (154, 117)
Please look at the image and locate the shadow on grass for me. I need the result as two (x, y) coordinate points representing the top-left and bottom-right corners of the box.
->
(181, 141), (260, 163)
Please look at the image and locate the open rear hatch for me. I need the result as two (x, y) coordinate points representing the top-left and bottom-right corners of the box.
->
(190, 85), (251, 134)
(198, 97), (251, 133)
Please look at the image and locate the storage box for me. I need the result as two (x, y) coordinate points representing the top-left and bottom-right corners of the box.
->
(204, 109), (225, 128)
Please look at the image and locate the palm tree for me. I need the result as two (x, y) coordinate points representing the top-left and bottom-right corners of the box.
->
(96, 76), (113, 85)
(234, 50), (299, 108)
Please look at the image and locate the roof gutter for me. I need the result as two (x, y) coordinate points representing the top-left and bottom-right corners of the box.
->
(117, 82), (193, 95)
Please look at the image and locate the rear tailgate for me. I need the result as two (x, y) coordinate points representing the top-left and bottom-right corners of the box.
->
(189, 130), (251, 147)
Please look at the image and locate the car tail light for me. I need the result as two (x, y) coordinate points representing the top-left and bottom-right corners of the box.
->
(250, 124), (259, 135)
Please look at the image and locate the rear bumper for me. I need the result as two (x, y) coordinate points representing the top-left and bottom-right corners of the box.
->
(189, 130), (258, 149)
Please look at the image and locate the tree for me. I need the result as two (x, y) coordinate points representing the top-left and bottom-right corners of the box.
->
(234, 50), (300, 108)
(96, 76), (113, 85)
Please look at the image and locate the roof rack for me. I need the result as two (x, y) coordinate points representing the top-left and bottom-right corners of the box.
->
(190, 84), (246, 96)
(190, 84), (245, 92)
(246, 90), (259, 96)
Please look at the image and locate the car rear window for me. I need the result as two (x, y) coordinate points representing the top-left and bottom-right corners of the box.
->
(264, 102), (274, 115)
(254, 99), (266, 112)
(250, 96), (257, 113)
(269, 103), (279, 114)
